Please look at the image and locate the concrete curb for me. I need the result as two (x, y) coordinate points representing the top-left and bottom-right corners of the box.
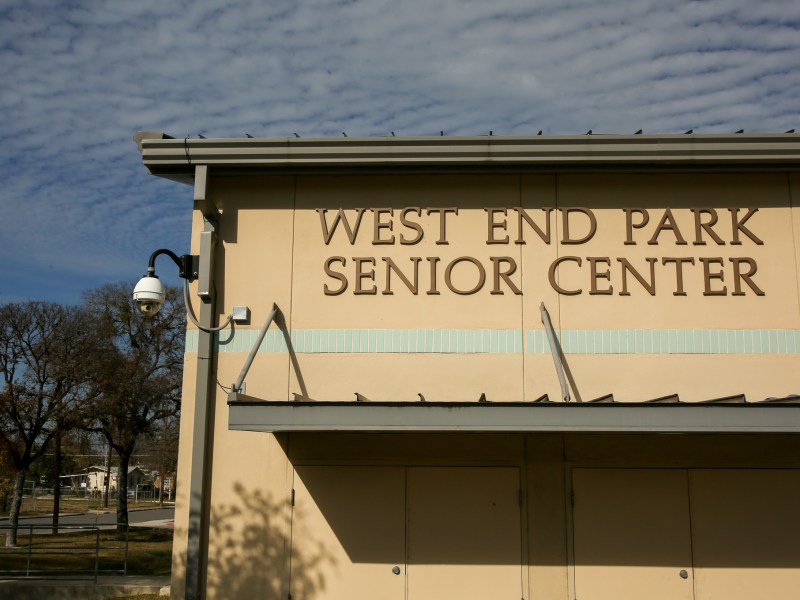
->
(0, 505), (176, 522)
(0, 512), (83, 522)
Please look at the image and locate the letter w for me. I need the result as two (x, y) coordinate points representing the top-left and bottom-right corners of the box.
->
(317, 208), (366, 245)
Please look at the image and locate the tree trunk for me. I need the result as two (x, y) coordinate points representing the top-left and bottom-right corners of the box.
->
(52, 430), (62, 534)
(5, 469), (27, 547)
(116, 452), (130, 533)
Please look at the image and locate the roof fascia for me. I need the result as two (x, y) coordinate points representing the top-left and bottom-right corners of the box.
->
(135, 133), (800, 183)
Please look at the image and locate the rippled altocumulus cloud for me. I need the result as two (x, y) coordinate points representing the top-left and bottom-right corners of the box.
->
(0, 0), (797, 302)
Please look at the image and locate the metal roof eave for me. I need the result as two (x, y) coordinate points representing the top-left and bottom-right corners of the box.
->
(135, 132), (800, 182)
(227, 399), (800, 434)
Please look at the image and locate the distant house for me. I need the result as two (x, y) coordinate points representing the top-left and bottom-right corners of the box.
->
(61, 465), (150, 493)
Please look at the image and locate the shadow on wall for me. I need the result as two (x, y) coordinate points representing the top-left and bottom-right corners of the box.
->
(572, 468), (800, 569)
(173, 482), (333, 600)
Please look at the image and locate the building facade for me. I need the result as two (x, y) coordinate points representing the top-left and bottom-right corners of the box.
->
(135, 133), (800, 600)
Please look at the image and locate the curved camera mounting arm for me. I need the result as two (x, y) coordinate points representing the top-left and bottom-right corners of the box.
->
(146, 249), (199, 281)
(135, 248), (232, 332)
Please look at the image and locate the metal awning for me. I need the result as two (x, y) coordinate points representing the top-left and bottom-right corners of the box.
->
(228, 394), (800, 434)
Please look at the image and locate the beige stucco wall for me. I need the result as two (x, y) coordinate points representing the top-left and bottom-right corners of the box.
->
(170, 170), (800, 600)
(206, 172), (800, 403)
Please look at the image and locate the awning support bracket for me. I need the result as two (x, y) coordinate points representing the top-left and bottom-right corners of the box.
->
(231, 303), (278, 394)
(540, 302), (571, 402)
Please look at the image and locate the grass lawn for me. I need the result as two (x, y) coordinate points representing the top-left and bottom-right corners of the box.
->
(0, 528), (173, 577)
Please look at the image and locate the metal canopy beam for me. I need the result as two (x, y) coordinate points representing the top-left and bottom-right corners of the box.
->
(227, 398), (800, 434)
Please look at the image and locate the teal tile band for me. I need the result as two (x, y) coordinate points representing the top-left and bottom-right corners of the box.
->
(186, 329), (800, 355)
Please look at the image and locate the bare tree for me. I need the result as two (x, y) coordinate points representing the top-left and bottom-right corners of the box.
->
(0, 302), (88, 546)
(136, 413), (180, 505)
(0, 444), (13, 514)
(38, 427), (96, 532)
(82, 282), (183, 531)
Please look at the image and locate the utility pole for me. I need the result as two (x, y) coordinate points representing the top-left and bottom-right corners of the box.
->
(103, 443), (112, 508)
(51, 426), (62, 534)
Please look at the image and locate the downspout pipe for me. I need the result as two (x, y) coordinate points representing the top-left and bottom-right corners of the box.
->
(184, 170), (218, 600)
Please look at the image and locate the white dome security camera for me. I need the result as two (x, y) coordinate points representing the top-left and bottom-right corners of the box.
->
(134, 249), (194, 317)
(133, 274), (166, 316)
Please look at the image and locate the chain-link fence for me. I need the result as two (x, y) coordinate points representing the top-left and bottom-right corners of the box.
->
(10, 485), (160, 514)
(0, 523), (129, 582)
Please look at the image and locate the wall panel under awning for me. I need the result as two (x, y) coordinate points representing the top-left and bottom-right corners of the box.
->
(571, 468), (800, 600)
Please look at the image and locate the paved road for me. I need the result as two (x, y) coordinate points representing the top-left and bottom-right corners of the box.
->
(1, 507), (174, 531)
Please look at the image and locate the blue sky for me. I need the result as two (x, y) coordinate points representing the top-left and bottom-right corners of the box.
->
(0, 0), (798, 304)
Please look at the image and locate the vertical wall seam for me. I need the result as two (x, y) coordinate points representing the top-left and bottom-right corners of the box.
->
(286, 176), (298, 401)
(787, 173), (800, 325)
(521, 437), (531, 600)
(685, 469), (698, 600)
(554, 174), (563, 334)
(519, 174), (526, 401)
(567, 465), (578, 600)
(403, 466), (409, 600)
(554, 174), (567, 404)
(286, 460), (296, 600)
